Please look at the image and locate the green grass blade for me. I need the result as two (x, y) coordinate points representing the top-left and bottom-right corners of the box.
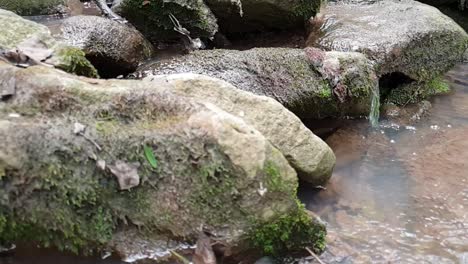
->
(144, 145), (158, 169)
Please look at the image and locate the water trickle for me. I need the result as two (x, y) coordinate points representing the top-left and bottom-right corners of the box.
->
(369, 84), (380, 127)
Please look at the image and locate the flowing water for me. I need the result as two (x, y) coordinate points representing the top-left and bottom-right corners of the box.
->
(299, 63), (468, 264)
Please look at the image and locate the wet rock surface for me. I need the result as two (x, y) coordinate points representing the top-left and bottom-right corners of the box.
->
(312, 0), (468, 82)
(54, 15), (153, 78)
(137, 47), (378, 119)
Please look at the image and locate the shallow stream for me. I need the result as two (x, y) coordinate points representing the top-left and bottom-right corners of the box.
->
(299, 63), (468, 264)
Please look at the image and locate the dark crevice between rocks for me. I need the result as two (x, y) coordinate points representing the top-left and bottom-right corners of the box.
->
(85, 54), (134, 79)
(379, 72), (415, 102)
(216, 29), (307, 50)
(301, 118), (344, 141)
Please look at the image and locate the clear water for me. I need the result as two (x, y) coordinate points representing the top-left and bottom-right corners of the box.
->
(299, 63), (468, 264)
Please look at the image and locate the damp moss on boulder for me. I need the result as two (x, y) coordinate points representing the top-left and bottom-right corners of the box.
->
(0, 62), (327, 260)
(0, 9), (98, 78)
(54, 47), (99, 78)
(119, 0), (218, 42)
(137, 47), (378, 119)
(385, 77), (451, 106)
(248, 201), (326, 257)
(0, 0), (65, 16)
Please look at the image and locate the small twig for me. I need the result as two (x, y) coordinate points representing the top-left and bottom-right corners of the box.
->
(80, 133), (103, 151)
(94, 0), (127, 23)
(170, 250), (191, 264)
(305, 247), (326, 264)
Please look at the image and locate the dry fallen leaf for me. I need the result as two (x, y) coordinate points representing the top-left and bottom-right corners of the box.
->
(108, 160), (140, 190)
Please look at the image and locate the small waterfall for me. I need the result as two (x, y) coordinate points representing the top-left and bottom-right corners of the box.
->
(369, 84), (380, 128)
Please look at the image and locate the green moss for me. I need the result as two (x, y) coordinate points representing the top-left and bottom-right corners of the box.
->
(428, 77), (450, 94)
(293, 0), (321, 20)
(248, 201), (326, 257)
(386, 76), (451, 105)
(95, 120), (118, 136)
(56, 47), (99, 78)
(189, 162), (240, 225)
(264, 161), (296, 195)
(318, 85), (332, 98)
(120, 0), (217, 42)
(0, 0), (64, 16)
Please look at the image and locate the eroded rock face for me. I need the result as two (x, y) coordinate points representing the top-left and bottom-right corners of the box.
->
(0, 9), (98, 77)
(0, 0), (66, 16)
(0, 61), (326, 260)
(312, 0), (468, 81)
(145, 73), (336, 185)
(137, 47), (378, 119)
(54, 15), (154, 78)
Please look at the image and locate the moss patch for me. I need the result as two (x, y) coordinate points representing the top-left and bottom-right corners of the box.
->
(55, 47), (99, 78)
(386, 77), (451, 105)
(120, 0), (217, 42)
(248, 201), (326, 257)
(0, 0), (64, 16)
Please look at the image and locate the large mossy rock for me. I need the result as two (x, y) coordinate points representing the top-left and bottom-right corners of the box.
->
(0, 9), (98, 77)
(146, 73), (336, 185)
(119, 0), (218, 43)
(118, 0), (321, 42)
(312, 0), (468, 82)
(0, 0), (65, 16)
(0, 61), (326, 260)
(54, 15), (154, 78)
(137, 47), (378, 119)
(205, 0), (321, 35)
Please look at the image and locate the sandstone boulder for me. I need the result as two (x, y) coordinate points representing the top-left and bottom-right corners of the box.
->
(0, 61), (326, 260)
(312, 0), (468, 82)
(145, 73), (336, 185)
(54, 15), (154, 78)
(137, 47), (378, 119)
